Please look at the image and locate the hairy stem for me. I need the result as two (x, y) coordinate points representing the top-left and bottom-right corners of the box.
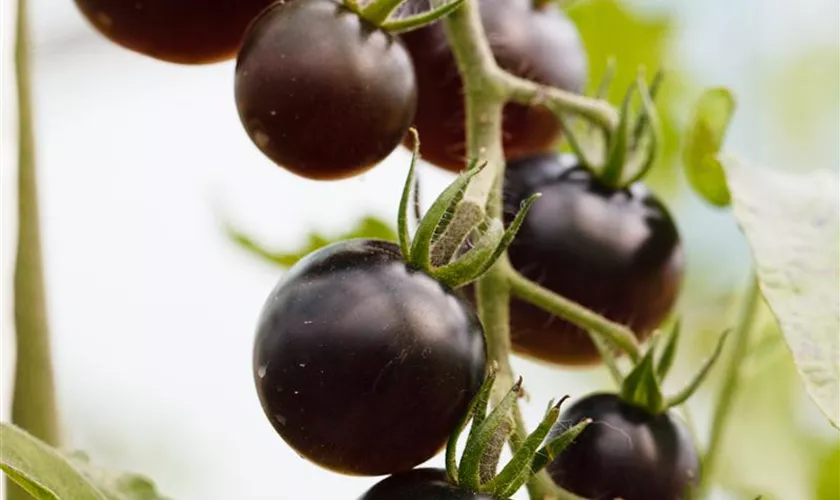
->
(9, 0), (60, 497)
(441, 2), (595, 498)
(496, 69), (618, 130)
(701, 277), (761, 494)
(507, 269), (641, 362)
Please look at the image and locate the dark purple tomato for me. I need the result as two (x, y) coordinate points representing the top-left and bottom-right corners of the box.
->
(235, 0), (417, 180)
(358, 469), (495, 499)
(253, 239), (486, 476)
(397, 0), (587, 172)
(546, 393), (700, 500)
(504, 154), (683, 365)
(73, 0), (275, 64)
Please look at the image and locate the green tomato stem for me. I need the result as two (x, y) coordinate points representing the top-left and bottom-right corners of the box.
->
(441, 1), (596, 498)
(495, 68), (619, 131)
(9, 0), (61, 497)
(358, 0), (405, 25)
(700, 276), (761, 496)
(507, 269), (642, 362)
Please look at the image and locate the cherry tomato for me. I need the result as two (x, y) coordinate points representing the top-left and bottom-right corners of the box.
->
(235, 0), (418, 180)
(397, 0), (587, 171)
(504, 154), (683, 365)
(358, 469), (495, 499)
(253, 239), (487, 476)
(73, 0), (275, 64)
(547, 393), (700, 500)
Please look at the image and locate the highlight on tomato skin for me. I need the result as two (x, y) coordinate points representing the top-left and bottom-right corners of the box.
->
(546, 393), (700, 500)
(502, 153), (684, 365)
(73, 0), (277, 64)
(397, 0), (588, 172)
(253, 239), (487, 476)
(234, 0), (418, 181)
(357, 469), (497, 499)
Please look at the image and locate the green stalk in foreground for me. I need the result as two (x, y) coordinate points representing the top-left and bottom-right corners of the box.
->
(440, 1), (588, 499)
(9, 0), (60, 498)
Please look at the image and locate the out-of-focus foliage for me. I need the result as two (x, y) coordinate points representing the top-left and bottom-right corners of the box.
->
(568, 0), (684, 194)
(0, 423), (170, 500)
(815, 445), (840, 500)
(226, 215), (397, 268)
(683, 88), (735, 207)
(721, 154), (839, 429)
(764, 47), (840, 170)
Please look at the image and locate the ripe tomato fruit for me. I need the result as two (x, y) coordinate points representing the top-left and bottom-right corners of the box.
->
(504, 154), (683, 365)
(397, 0), (587, 171)
(546, 393), (700, 500)
(358, 469), (495, 499)
(253, 239), (487, 476)
(235, 0), (418, 180)
(73, 0), (275, 64)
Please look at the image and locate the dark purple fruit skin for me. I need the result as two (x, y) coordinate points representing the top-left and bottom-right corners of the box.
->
(74, 0), (275, 64)
(235, 0), (417, 180)
(398, 0), (587, 172)
(253, 239), (487, 476)
(547, 393), (700, 500)
(504, 154), (683, 365)
(358, 469), (496, 499)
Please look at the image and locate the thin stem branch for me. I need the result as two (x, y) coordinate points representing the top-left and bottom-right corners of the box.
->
(9, 0), (60, 496)
(506, 269), (642, 362)
(494, 69), (619, 131)
(700, 276), (761, 495)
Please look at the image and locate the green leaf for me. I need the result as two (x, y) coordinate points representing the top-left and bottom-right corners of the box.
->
(720, 155), (840, 429)
(226, 215), (397, 268)
(1, 423), (171, 500)
(620, 348), (664, 414)
(67, 453), (171, 500)
(683, 88), (736, 206)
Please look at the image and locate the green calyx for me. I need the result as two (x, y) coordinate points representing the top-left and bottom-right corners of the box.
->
(445, 370), (590, 498)
(398, 129), (537, 289)
(344, 0), (466, 33)
(615, 320), (731, 415)
(560, 67), (662, 190)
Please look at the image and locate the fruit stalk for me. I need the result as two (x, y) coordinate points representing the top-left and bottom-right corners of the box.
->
(701, 276), (761, 494)
(506, 269), (642, 361)
(9, 0), (61, 497)
(440, 2), (582, 499)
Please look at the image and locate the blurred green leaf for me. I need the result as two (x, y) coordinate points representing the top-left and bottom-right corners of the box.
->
(568, 0), (683, 193)
(683, 88), (735, 206)
(720, 154), (840, 429)
(67, 452), (171, 500)
(226, 215), (397, 268)
(1, 423), (170, 500)
(815, 445), (840, 500)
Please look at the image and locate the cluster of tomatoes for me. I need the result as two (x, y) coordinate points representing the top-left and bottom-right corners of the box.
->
(74, 0), (697, 498)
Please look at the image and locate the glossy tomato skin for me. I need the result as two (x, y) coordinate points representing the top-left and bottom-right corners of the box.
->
(235, 0), (417, 180)
(504, 154), (683, 365)
(253, 240), (486, 476)
(73, 0), (275, 64)
(547, 393), (700, 500)
(358, 469), (495, 499)
(398, 0), (586, 171)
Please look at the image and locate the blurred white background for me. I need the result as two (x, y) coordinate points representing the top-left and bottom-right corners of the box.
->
(1, 0), (837, 499)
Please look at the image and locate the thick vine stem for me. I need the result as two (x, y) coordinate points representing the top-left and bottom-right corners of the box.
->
(506, 269), (642, 362)
(441, 2), (597, 499)
(9, 0), (60, 497)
